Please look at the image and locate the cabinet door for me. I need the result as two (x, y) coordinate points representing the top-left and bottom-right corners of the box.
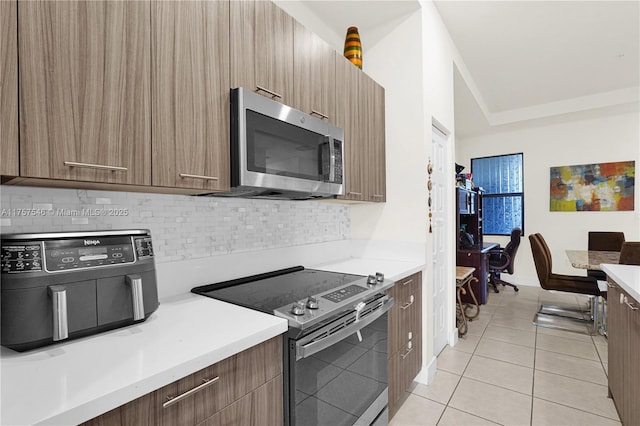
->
(387, 283), (403, 356)
(628, 296), (640, 426)
(293, 22), (335, 121)
(607, 283), (624, 409)
(336, 55), (366, 201)
(231, 0), (294, 104)
(398, 273), (422, 381)
(0, 0), (18, 176)
(368, 77), (386, 202)
(19, 1), (151, 185)
(152, 0), (230, 192)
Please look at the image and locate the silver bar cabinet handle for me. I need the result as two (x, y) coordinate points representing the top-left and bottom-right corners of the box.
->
(179, 173), (219, 181)
(348, 192), (362, 196)
(373, 194), (384, 198)
(310, 110), (329, 120)
(64, 161), (128, 172)
(255, 85), (282, 99)
(126, 274), (145, 321)
(402, 279), (414, 286)
(401, 346), (413, 360)
(400, 295), (415, 310)
(49, 285), (69, 341)
(163, 377), (220, 409)
(624, 297), (638, 311)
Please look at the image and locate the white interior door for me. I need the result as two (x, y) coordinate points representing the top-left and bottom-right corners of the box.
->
(432, 125), (451, 355)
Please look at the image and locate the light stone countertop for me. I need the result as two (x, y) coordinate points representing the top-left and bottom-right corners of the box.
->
(0, 294), (288, 426)
(602, 264), (640, 302)
(312, 257), (425, 282)
(0, 253), (424, 426)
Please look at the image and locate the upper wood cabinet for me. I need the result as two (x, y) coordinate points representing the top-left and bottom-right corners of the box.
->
(152, 1), (230, 192)
(1, 0), (18, 176)
(18, 1), (151, 185)
(292, 22), (336, 122)
(336, 55), (386, 202)
(336, 54), (366, 202)
(231, 0), (294, 105)
(368, 75), (386, 202)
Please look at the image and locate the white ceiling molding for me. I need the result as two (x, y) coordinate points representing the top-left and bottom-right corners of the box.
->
(488, 86), (640, 126)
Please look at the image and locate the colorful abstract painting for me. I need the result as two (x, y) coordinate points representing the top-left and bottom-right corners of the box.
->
(550, 161), (635, 211)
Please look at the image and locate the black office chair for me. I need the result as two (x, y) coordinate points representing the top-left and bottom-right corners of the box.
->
(487, 227), (521, 293)
(587, 231), (625, 280)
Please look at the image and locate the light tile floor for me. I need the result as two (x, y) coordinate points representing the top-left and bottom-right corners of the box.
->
(390, 285), (620, 426)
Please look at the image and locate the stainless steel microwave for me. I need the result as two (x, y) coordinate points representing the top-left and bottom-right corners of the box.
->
(217, 87), (344, 200)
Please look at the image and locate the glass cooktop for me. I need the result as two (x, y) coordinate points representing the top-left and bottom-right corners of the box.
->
(191, 266), (365, 313)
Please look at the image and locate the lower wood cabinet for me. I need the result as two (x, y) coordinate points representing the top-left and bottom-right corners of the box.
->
(387, 272), (422, 416)
(607, 280), (640, 426)
(82, 336), (283, 426)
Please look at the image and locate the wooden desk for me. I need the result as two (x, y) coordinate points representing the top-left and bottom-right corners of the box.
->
(457, 242), (499, 304)
(566, 250), (620, 270)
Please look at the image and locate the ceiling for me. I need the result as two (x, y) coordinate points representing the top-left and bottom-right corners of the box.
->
(299, 1), (422, 50)
(434, 0), (640, 137)
(296, 1), (639, 138)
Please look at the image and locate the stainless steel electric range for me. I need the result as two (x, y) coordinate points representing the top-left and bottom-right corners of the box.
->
(192, 266), (395, 426)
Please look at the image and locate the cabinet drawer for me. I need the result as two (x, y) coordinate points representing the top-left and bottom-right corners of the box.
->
(160, 335), (282, 424)
(81, 336), (283, 426)
(197, 375), (283, 426)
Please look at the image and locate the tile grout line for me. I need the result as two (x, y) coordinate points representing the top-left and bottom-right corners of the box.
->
(531, 296), (540, 426)
(435, 297), (498, 425)
(532, 395), (622, 423)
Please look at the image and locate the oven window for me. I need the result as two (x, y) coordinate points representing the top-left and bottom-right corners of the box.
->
(246, 110), (331, 181)
(293, 314), (388, 426)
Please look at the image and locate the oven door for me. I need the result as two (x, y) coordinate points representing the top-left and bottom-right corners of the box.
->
(286, 296), (393, 426)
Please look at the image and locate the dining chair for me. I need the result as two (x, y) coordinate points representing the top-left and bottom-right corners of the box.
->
(487, 227), (521, 293)
(587, 231), (625, 280)
(619, 241), (640, 265)
(529, 233), (602, 334)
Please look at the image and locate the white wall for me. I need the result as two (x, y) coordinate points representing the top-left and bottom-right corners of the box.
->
(351, 10), (428, 244)
(456, 109), (640, 284)
(278, 0), (470, 382)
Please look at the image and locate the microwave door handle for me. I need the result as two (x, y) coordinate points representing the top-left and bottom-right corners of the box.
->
(328, 137), (336, 182)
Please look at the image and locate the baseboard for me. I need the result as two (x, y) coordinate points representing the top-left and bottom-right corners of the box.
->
(414, 355), (437, 385)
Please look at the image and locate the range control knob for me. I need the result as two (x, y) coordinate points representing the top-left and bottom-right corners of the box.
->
(291, 302), (306, 316)
(306, 296), (319, 310)
(367, 275), (377, 286)
(375, 272), (385, 283)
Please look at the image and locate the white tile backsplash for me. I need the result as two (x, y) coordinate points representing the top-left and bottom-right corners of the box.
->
(0, 186), (350, 263)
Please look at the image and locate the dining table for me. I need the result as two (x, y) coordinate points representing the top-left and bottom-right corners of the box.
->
(565, 250), (620, 270)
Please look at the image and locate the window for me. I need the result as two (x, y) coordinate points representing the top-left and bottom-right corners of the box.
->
(471, 153), (524, 236)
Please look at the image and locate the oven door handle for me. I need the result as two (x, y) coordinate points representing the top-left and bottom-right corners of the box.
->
(295, 296), (395, 360)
